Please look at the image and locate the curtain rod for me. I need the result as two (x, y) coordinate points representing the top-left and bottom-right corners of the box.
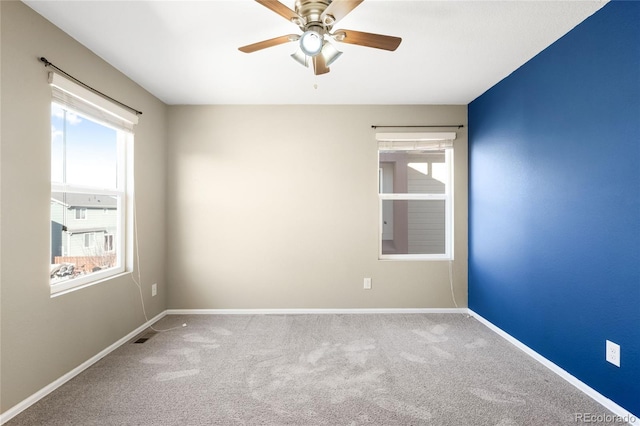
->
(371, 125), (463, 129)
(40, 57), (143, 116)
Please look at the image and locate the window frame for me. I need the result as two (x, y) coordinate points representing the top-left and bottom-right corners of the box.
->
(376, 133), (455, 261)
(104, 234), (114, 252)
(49, 71), (136, 296)
(83, 232), (93, 249)
(50, 116), (128, 294)
(75, 208), (87, 220)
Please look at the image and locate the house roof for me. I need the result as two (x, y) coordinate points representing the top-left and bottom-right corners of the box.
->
(66, 227), (109, 235)
(51, 192), (117, 209)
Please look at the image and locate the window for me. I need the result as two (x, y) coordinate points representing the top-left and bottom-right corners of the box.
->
(377, 132), (455, 260)
(49, 72), (137, 294)
(83, 233), (94, 249)
(104, 234), (114, 252)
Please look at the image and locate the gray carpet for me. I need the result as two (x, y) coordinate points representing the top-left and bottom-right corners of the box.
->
(7, 314), (622, 425)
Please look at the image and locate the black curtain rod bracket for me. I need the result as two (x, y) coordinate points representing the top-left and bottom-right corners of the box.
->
(40, 57), (143, 116)
(371, 125), (463, 129)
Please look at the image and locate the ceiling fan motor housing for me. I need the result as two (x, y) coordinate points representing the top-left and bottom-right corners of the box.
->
(294, 0), (333, 31)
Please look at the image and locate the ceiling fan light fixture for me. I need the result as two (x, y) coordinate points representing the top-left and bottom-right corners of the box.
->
(321, 42), (342, 67)
(299, 30), (323, 56)
(291, 48), (309, 67)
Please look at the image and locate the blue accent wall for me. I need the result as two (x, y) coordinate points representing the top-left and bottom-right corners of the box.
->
(468, 1), (639, 416)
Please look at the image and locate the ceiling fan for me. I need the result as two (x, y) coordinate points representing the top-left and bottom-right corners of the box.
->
(238, 0), (402, 75)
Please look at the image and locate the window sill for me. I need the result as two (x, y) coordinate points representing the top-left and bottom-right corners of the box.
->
(51, 270), (131, 298)
(379, 254), (454, 261)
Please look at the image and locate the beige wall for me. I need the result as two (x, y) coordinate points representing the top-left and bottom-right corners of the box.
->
(0, 1), (168, 412)
(167, 105), (468, 309)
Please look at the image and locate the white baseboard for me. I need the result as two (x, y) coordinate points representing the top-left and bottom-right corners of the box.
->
(469, 310), (638, 426)
(0, 311), (166, 425)
(166, 307), (468, 315)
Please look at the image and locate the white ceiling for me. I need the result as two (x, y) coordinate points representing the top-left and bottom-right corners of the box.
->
(24, 0), (607, 105)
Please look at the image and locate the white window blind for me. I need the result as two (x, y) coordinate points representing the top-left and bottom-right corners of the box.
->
(376, 132), (456, 151)
(48, 72), (138, 132)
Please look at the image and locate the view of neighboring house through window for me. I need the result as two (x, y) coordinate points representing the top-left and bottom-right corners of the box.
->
(49, 72), (136, 294)
(377, 133), (455, 260)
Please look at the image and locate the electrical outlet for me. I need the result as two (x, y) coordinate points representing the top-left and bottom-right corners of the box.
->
(606, 340), (620, 367)
(364, 278), (372, 290)
(151, 283), (157, 297)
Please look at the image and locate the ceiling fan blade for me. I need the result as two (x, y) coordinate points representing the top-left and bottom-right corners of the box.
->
(239, 35), (299, 53)
(321, 0), (364, 26)
(255, 0), (303, 23)
(313, 55), (330, 75)
(334, 29), (401, 51)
